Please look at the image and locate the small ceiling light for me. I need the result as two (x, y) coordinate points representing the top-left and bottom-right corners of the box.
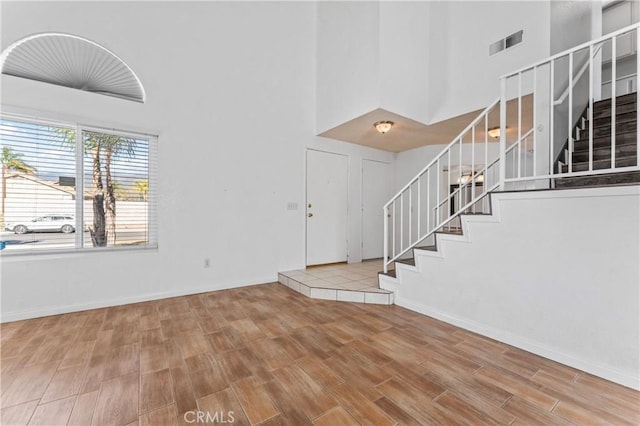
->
(457, 172), (484, 185)
(487, 126), (505, 139)
(374, 120), (394, 134)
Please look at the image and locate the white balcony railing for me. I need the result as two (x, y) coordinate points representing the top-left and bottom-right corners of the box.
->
(498, 22), (639, 189)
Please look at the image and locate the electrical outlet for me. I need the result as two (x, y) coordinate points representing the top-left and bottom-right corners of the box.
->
(204, 258), (211, 268)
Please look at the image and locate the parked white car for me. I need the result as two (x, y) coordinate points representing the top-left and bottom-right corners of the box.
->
(5, 215), (76, 234)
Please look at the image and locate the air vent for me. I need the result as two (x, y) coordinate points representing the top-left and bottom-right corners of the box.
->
(489, 30), (524, 56)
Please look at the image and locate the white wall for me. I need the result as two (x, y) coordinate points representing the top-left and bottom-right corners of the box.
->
(315, 1), (380, 133)
(550, 1), (601, 55)
(378, 1), (431, 123)
(0, 1), (310, 319)
(381, 186), (640, 390)
(430, 1), (551, 123)
(317, 1), (552, 133)
(0, 1), (394, 321)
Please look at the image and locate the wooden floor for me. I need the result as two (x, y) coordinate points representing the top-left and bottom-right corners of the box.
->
(1, 283), (638, 425)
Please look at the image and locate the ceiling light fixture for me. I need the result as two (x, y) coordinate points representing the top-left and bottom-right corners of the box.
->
(487, 126), (504, 139)
(374, 120), (394, 134)
(457, 172), (484, 185)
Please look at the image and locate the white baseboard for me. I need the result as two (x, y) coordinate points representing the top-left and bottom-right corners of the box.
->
(395, 295), (640, 391)
(1, 276), (276, 323)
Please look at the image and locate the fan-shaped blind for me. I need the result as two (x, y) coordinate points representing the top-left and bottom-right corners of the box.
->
(1, 33), (145, 103)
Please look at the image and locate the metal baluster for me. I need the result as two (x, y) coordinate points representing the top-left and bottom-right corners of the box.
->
(499, 78), (507, 189)
(400, 193), (404, 252)
(436, 158), (441, 226)
(383, 204), (388, 273)
(409, 184), (412, 246)
(471, 124), (476, 212)
(518, 72), (522, 178)
(426, 171), (430, 233)
(612, 36), (617, 169)
(485, 113), (489, 206)
(392, 199), (396, 260)
(447, 150), (451, 225)
(568, 52), (574, 173)
(458, 139), (462, 214)
(417, 177), (421, 241)
(589, 44), (594, 171)
(533, 66), (537, 178)
(550, 59), (555, 177)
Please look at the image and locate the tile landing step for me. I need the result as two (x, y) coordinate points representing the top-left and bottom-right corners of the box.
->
(277, 271), (394, 305)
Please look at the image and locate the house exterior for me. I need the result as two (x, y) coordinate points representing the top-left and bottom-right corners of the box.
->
(1, 172), (76, 224)
(1, 0), (638, 390)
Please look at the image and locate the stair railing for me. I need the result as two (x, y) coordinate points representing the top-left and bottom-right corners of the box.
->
(498, 22), (640, 190)
(383, 100), (500, 273)
(382, 23), (640, 274)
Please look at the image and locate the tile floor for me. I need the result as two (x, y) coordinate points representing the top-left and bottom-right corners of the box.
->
(4, 283), (638, 425)
(278, 259), (393, 305)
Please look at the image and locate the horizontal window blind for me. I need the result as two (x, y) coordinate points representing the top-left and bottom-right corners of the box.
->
(0, 116), (157, 254)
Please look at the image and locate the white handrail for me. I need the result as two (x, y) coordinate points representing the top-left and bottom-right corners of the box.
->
(499, 23), (639, 187)
(501, 22), (639, 80)
(553, 42), (604, 106)
(383, 100), (501, 273)
(384, 98), (499, 209)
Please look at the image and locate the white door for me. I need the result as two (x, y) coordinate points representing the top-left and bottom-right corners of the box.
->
(306, 150), (349, 266)
(362, 159), (391, 260)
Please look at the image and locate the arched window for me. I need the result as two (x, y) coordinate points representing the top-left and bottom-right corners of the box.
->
(1, 33), (146, 103)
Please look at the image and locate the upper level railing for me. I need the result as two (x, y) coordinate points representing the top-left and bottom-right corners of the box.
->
(383, 23), (639, 274)
(498, 22), (639, 189)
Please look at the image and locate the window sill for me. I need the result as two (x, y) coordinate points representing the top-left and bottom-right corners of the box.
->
(0, 244), (158, 262)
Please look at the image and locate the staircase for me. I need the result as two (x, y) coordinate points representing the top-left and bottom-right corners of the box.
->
(381, 228), (463, 279)
(373, 24), (640, 391)
(556, 92), (639, 188)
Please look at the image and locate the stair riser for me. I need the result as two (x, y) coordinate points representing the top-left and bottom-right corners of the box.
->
(561, 157), (637, 173)
(579, 120), (636, 139)
(593, 93), (637, 110)
(573, 132), (636, 151)
(555, 171), (640, 188)
(589, 111), (637, 128)
(572, 145), (637, 163)
(592, 101), (636, 120)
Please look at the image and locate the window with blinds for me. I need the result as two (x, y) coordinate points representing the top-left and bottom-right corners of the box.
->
(0, 116), (157, 253)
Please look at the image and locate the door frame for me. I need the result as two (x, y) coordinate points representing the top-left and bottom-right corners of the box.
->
(305, 148), (350, 266)
(360, 158), (391, 261)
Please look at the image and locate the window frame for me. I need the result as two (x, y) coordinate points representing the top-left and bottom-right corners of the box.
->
(0, 111), (158, 256)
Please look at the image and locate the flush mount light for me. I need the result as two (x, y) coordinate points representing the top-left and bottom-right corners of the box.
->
(487, 126), (505, 139)
(457, 172), (484, 185)
(374, 120), (394, 134)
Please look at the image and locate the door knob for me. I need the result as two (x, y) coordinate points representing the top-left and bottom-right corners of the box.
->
(308, 213), (314, 217)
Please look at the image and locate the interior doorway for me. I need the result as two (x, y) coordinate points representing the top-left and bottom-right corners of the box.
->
(306, 149), (349, 266)
(361, 159), (391, 260)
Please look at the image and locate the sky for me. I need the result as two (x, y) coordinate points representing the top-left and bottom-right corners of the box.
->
(0, 118), (148, 188)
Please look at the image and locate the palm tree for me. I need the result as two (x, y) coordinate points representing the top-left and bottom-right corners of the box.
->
(1, 147), (36, 222)
(134, 179), (148, 201)
(57, 129), (136, 247)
